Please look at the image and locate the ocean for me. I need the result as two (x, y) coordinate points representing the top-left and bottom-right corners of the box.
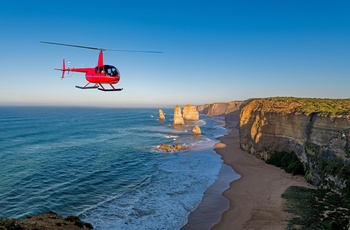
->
(0, 106), (238, 229)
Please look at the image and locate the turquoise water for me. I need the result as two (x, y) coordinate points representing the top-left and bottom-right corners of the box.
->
(0, 106), (235, 229)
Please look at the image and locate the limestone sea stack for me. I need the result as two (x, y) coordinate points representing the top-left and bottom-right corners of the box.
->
(159, 109), (165, 120)
(173, 105), (185, 125)
(183, 104), (199, 121)
(192, 126), (202, 135)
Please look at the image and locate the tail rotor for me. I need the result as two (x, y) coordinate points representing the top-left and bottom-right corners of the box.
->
(54, 59), (66, 79)
(54, 59), (72, 78)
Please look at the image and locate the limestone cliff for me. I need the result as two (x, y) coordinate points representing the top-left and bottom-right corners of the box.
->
(239, 97), (350, 194)
(197, 101), (246, 122)
(206, 103), (229, 116)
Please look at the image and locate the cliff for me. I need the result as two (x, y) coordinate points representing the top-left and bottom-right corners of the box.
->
(239, 97), (350, 195)
(197, 101), (246, 122)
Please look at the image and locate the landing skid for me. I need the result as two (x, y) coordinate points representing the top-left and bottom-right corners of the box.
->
(98, 88), (123, 92)
(75, 85), (99, 89)
(75, 83), (122, 92)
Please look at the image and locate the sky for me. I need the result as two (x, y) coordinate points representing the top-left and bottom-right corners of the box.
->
(0, 0), (349, 108)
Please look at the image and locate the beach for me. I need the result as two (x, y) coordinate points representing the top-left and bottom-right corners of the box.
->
(184, 121), (312, 230)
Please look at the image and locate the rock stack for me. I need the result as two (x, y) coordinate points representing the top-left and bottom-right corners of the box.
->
(159, 109), (165, 120)
(192, 126), (202, 135)
(173, 105), (185, 125)
(183, 104), (199, 121)
(172, 104), (200, 126)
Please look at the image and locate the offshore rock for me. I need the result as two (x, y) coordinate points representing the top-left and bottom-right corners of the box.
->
(1, 211), (93, 230)
(192, 126), (202, 135)
(157, 143), (189, 152)
(173, 105), (185, 125)
(239, 97), (350, 193)
(183, 104), (199, 121)
(159, 109), (165, 120)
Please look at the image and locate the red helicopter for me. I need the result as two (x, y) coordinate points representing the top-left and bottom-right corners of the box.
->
(41, 41), (161, 91)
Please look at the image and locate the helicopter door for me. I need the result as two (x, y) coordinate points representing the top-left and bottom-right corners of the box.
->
(95, 66), (106, 75)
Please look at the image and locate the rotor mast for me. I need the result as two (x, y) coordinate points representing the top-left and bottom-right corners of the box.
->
(98, 50), (103, 66)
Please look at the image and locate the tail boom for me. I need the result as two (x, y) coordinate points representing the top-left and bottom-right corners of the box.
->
(54, 59), (91, 78)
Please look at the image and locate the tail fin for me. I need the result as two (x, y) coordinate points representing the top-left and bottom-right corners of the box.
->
(54, 59), (66, 79)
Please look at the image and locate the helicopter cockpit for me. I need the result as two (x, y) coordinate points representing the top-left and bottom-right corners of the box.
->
(95, 65), (119, 76)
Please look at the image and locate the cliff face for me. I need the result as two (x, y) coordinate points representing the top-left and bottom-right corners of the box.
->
(239, 98), (350, 193)
(198, 101), (246, 122)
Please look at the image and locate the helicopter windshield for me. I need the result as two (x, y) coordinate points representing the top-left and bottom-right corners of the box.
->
(95, 65), (119, 76)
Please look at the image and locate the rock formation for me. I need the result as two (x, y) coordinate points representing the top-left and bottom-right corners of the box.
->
(192, 126), (202, 135)
(159, 109), (165, 120)
(157, 143), (189, 152)
(239, 97), (350, 194)
(183, 104), (199, 121)
(197, 104), (209, 114)
(0, 211), (93, 230)
(206, 103), (229, 116)
(197, 101), (246, 122)
(173, 105), (185, 125)
(225, 101), (246, 122)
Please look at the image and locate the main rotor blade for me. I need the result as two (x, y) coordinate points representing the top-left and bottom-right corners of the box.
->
(106, 49), (162, 54)
(40, 41), (105, 51)
(40, 41), (162, 53)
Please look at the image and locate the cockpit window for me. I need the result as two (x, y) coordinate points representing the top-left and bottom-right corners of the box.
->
(95, 65), (119, 76)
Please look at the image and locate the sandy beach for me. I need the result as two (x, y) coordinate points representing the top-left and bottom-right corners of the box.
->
(184, 121), (312, 230)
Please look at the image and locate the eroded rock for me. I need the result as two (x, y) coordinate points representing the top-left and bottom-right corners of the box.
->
(173, 105), (185, 125)
(157, 143), (189, 152)
(159, 109), (165, 120)
(183, 104), (199, 121)
(192, 126), (202, 135)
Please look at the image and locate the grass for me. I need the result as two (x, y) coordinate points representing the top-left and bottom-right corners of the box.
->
(254, 97), (350, 116)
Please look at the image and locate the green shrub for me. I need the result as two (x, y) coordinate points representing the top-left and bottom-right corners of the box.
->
(283, 186), (350, 229)
(266, 151), (304, 175)
(266, 151), (286, 167)
(264, 97), (350, 116)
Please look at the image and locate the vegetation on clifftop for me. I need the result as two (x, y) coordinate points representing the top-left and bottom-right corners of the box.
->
(253, 97), (350, 116)
(283, 186), (350, 230)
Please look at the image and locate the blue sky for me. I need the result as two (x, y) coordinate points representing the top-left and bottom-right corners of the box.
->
(0, 1), (349, 107)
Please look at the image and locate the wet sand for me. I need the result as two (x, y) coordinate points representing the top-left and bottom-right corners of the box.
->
(183, 121), (312, 230)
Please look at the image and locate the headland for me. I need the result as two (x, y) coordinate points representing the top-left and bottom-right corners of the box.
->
(187, 97), (350, 229)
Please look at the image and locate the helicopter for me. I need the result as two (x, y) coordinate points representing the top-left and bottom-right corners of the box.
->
(40, 41), (162, 91)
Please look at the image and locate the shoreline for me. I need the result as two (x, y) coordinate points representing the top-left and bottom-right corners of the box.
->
(183, 121), (312, 229)
(181, 162), (240, 230)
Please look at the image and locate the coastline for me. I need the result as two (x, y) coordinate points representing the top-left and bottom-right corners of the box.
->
(184, 120), (313, 230)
